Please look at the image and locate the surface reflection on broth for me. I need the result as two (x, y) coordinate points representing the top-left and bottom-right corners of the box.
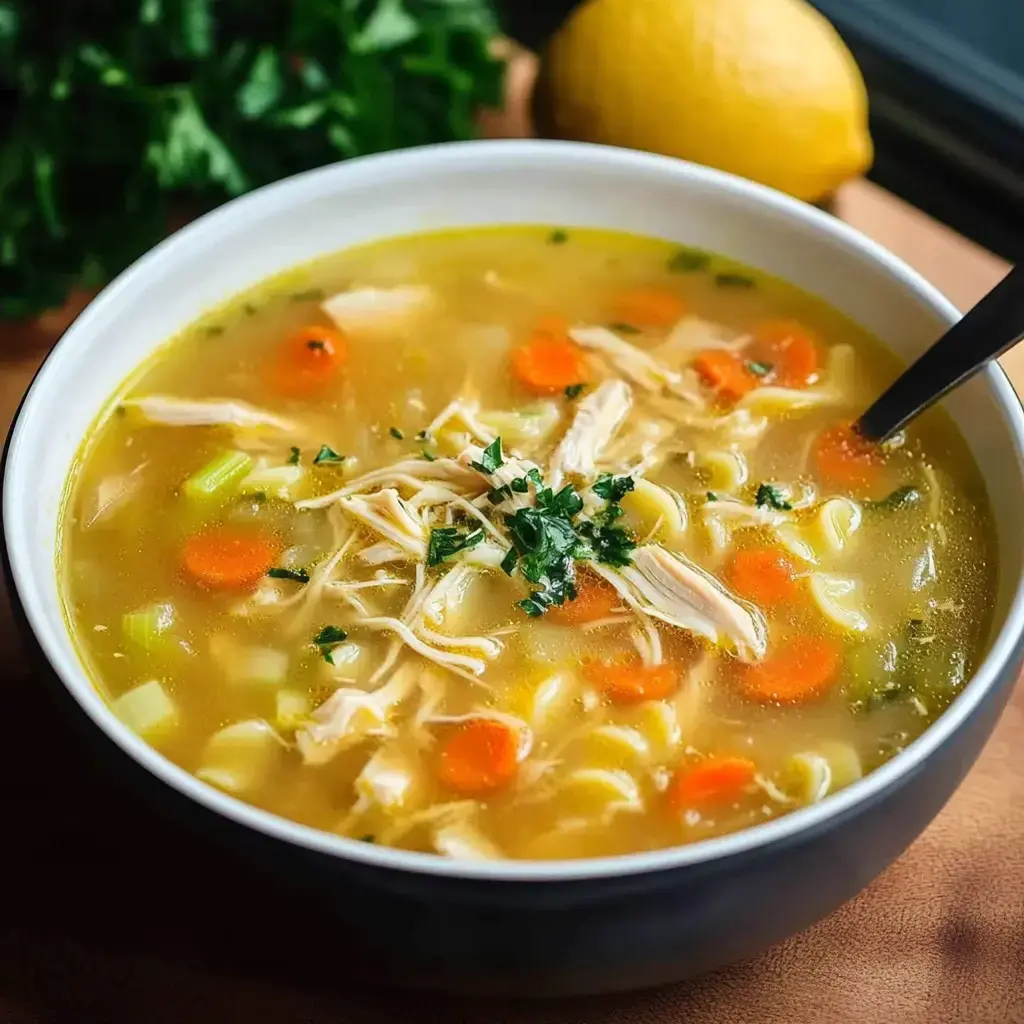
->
(61, 227), (995, 861)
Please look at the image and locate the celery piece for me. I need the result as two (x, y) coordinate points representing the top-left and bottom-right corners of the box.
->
(182, 450), (253, 502)
(113, 680), (179, 744)
(122, 601), (175, 652)
(238, 463), (305, 500)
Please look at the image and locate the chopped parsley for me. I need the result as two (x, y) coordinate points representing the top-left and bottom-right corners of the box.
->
(243, 302), (258, 317)
(313, 445), (345, 465)
(421, 448), (437, 462)
(287, 447), (301, 465)
(427, 526), (484, 566)
(715, 272), (756, 289)
(360, 834), (376, 844)
(593, 473), (635, 503)
(389, 427), (405, 441)
(706, 491), (719, 502)
(306, 338), (326, 351)
(548, 228), (569, 245)
(755, 482), (792, 510)
(313, 625), (348, 664)
(268, 567), (310, 583)
(415, 430), (430, 442)
(747, 360), (773, 377)
(203, 324), (225, 338)
(608, 322), (641, 335)
(469, 437), (504, 475)
(564, 383), (587, 399)
(867, 486), (922, 511)
(668, 248), (710, 273)
(289, 287), (325, 302)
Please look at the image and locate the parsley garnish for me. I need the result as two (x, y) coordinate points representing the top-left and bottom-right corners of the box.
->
(608, 322), (641, 335)
(313, 625), (347, 664)
(306, 338), (326, 351)
(593, 473), (635, 503)
(564, 383), (586, 399)
(312, 445), (344, 465)
(427, 527), (484, 566)
(415, 430), (430, 441)
(747, 360), (772, 377)
(268, 567), (310, 583)
(706, 491), (719, 502)
(867, 486), (922, 511)
(469, 437), (504, 475)
(289, 288), (325, 303)
(389, 427), (405, 440)
(715, 273), (756, 289)
(421, 448), (437, 462)
(360, 834), (376, 844)
(548, 229), (569, 245)
(668, 248), (710, 273)
(755, 483), (792, 510)
(287, 447), (301, 465)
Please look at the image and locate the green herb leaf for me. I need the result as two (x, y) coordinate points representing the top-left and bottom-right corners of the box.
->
(469, 437), (504, 475)
(427, 526), (484, 566)
(608, 322), (641, 335)
(715, 273), (756, 289)
(421, 448), (437, 462)
(706, 491), (719, 502)
(313, 624), (347, 663)
(564, 383), (586, 399)
(548, 229), (569, 245)
(288, 447), (301, 465)
(755, 482), (792, 510)
(668, 248), (710, 272)
(415, 430), (429, 441)
(268, 567), (310, 583)
(352, 0), (420, 54)
(289, 288), (324, 303)
(389, 427), (404, 440)
(313, 445), (344, 465)
(237, 48), (282, 120)
(180, 0), (213, 58)
(867, 486), (922, 511)
(747, 360), (773, 377)
(593, 473), (635, 503)
(360, 833), (376, 843)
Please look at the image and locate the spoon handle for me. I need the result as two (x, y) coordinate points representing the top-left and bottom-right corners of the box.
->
(857, 264), (1024, 442)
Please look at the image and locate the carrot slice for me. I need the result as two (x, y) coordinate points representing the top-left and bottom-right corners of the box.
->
(612, 289), (686, 329)
(738, 635), (842, 705)
(815, 422), (883, 493)
(437, 719), (519, 795)
(727, 548), (799, 607)
(269, 323), (347, 397)
(751, 320), (820, 388)
(511, 335), (589, 395)
(547, 575), (619, 625)
(533, 313), (571, 339)
(667, 756), (757, 811)
(692, 349), (757, 403)
(584, 659), (678, 705)
(182, 526), (280, 591)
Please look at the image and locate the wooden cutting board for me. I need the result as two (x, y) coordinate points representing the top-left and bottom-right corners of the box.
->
(0, 52), (1020, 1024)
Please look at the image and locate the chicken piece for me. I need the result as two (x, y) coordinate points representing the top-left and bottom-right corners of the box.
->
(598, 545), (767, 662)
(296, 664), (418, 765)
(121, 396), (297, 433)
(338, 488), (427, 559)
(548, 380), (632, 487)
(569, 326), (682, 392)
(321, 285), (434, 335)
(458, 443), (542, 511)
(425, 397), (496, 447)
(652, 316), (747, 368)
(358, 541), (408, 566)
(353, 745), (421, 813)
(433, 820), (504, 860)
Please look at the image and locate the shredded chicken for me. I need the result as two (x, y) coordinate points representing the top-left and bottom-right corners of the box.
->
(337, 489), (427, 559)
(425, 397), (496, 446)
(358, 541), (409, 566)
(548, 379), (632, 487)
(653, 316), (748, 366)
(122, 396), (297, 433)
(593, 545), (767, 662)
(569, 326), (682, 392)
(321, 285), (434, 334)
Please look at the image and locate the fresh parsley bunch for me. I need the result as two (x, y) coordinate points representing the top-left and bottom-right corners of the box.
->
(0, 0), (505, 319)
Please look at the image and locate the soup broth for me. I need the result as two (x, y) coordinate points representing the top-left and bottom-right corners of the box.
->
(61, 227), (995, 860)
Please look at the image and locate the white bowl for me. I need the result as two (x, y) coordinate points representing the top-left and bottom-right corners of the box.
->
(5, 141), (1024, 993)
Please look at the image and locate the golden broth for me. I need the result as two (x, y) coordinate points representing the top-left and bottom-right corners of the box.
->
(61, 227), (995, 860)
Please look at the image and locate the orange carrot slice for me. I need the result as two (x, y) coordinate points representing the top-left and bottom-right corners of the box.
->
(738, 635), (842, 705)
(612, 289), (687, 329)
(547, 575), (620, 625)
(815, 422), (883, 493)
(437, 719), (519, 795)
(667, 756), (757, 811)
(584, 659), (678, 705)
(727, 548), (800, 607)
(512, 335), (589, 395)
(751, 320), (820, 388)
(182, 526), (280, 591)
(692, 349), (757, 403)
(269, 324), (347, 396)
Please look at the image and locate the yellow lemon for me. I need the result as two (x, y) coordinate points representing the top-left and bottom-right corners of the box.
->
(538, 0), (873, 202)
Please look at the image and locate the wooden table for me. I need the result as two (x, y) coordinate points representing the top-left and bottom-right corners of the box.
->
(2, 129), (1022, 1023)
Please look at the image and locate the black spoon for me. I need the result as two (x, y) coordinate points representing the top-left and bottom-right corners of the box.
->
(856, 263), (1024, 442)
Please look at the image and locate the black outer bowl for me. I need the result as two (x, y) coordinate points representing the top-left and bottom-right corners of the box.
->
(5, 360), (1022, 996)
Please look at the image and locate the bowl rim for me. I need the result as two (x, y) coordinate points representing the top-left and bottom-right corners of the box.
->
(7, 138), (1024, 883)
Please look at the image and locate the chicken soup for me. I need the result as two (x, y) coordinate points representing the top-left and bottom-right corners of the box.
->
(60, 227), (995, 860)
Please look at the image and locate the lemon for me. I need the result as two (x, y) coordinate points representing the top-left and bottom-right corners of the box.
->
(537, 0), (873, 202)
